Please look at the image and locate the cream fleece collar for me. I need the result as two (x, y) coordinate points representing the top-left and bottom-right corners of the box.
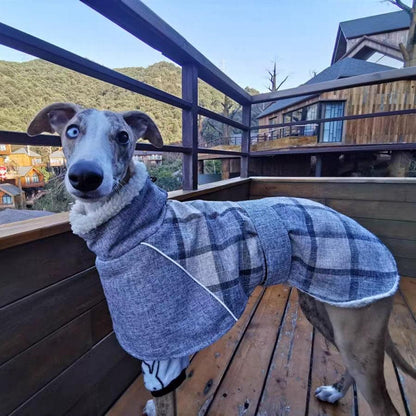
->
(70, 161), (148, 235)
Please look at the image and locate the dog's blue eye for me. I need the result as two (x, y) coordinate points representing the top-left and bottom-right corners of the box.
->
(117, 131), (129, 144)
(66, 125), (79, 139)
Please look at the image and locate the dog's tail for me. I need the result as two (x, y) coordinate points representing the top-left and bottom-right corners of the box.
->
(385, 332), (416, 379)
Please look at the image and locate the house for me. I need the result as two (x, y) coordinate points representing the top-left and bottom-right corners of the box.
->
(331, 10), (408, 67)
(256, 11), (415, 151)
(5, 166), (45, 190)
(8, 147), (44, 167)
(133, 150), (163, 166)
(49, 149), (66, 169)
(0, 183), (25, 209)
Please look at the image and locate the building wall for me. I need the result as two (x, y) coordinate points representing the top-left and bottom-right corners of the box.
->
(257, 80), (416, 148)
(347, 30), (408, 54)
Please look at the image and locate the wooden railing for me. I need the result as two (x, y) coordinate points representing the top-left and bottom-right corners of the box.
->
(0, 177), (415, 414)
(1, 0), (416, 191)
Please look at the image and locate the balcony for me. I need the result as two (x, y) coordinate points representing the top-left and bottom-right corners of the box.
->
(0, 1), (415, 415)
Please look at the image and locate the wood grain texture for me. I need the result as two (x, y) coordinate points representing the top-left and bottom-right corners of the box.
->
(388, 291), (416, 415)
(0, 267), (104, 365)
(9, 333), (138, 416)
(0, 231), (95, 308)
(307, 332), (353, 416)
(176, 287), (264, 415)
(0, 301), (112, 415)
(256, 289), (313, 416)
(207, 285), (290, 416)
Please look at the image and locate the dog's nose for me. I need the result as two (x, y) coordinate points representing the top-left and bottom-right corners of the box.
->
(68, 161), (104, 192)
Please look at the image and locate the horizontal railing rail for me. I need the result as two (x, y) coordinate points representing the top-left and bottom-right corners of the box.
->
(252, 66), (416, 104)
(81, 0), (252, 106)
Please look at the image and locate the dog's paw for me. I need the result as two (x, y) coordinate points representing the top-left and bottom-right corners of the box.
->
(143, 399), (156, 416)
(315, 385), (344, 403)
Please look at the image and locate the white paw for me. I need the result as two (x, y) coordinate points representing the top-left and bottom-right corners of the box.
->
(143, 399), (156, 416)
(315, 385), (344, 403)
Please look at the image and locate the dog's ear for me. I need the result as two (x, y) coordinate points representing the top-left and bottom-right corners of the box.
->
(122, 111), (163, 148)
(27, 102), (81, 136)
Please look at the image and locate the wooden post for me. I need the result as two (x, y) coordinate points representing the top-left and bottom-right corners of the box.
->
(182, 64), (199, 190)
(240, 104), (251, 178)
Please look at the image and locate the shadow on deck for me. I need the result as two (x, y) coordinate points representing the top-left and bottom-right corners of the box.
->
(108, 278), (416, 416)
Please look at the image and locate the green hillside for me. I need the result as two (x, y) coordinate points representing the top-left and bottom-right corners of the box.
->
(0, 59), (255, 145)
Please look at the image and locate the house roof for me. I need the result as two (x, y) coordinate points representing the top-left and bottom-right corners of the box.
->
(257, 58), (394, 119)
(16, 166), (39, 177)
(0, 183), (22, 196)
(332, 11), (409, 63)
(0, 208), (53, 225)
(12, 147), (41, 157)
(50, 150), (65, 158)
(340, 10), (409, 39)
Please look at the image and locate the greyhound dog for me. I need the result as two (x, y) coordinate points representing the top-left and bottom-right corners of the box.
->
(28, 103), (415, 416)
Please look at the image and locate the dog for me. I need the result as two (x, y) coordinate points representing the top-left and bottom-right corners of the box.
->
(28, 103), (416, 416)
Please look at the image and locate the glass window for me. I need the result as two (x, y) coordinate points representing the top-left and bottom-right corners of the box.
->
(321, 102), (345, 143)
(32, 174), (39, 183)
(2, 195), (12, 204)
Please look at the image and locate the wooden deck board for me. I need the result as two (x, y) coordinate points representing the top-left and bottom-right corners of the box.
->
(107, 278), (416, 416)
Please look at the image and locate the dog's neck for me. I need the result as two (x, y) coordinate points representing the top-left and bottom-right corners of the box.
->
(70, 161), (165, 237)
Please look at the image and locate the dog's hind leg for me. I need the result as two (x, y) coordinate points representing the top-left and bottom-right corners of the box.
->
(298, 291), (354, 403)
(325, 297), (399, 416)
(314, 370), (353, 403)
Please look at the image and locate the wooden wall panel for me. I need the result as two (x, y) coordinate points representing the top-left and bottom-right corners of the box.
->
(250, 178), (416, 278)
(0, 231), (95, 308)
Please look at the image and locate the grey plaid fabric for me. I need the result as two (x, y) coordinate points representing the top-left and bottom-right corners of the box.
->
(71, 166), (399, 361)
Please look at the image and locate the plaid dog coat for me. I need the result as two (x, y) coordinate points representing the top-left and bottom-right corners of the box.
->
(70, 162), (399, 361)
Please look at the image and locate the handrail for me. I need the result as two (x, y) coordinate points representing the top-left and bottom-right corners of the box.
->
(81, 0), (252, 106)
(252, 66), (416, 104)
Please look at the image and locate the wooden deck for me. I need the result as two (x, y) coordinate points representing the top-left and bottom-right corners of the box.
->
(107, 278), (416, 416)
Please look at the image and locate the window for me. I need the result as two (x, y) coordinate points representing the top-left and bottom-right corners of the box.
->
(321, 101), (345, 143)
(283, 103), (319, 137)
(26, 176), (31, 184)
(2, 195), (12, 205)
(0, 144), (6, 151)
(32, 174), (39, 183)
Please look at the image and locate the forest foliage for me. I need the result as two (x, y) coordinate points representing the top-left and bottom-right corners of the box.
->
(0, 59), (258, 146)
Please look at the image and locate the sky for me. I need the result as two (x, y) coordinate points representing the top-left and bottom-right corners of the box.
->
(0, 0), (407, 92)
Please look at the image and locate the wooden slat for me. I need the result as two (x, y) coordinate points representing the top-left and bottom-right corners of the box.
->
(382, 237), (416, 260)
(257, 289), (313, 416)
(308, 331), (354, 416)
(388, 291), (416, 415)
(65, 353), (140, 416)
(250, 181), (416, 203)
(207, 285), (290, 416)
(0, 231), (95, 307)
(396, 258), (416, 279)
(352, 218), (416, 242)
(105, 375), (151, 416)
(0, 212), (70, 250)
(400, 277), (416, 317)
(0, 268), (104, 365)
(9, 333), (138, 416)
(176, 286), (264, 415)
(327, 199), (416, 222)
(0, 301), (112, 415)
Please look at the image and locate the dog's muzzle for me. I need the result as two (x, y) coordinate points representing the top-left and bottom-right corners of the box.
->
(68, 160), (104, 192)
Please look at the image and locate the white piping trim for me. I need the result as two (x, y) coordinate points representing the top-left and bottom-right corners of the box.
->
(141, 242), (238, 322)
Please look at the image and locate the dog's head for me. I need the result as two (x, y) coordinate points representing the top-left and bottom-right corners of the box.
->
(27, 103), (163, 201)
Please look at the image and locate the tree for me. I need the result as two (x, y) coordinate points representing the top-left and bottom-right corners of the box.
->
(388, 0), (416, 66)
(267, 61), (288, 92)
